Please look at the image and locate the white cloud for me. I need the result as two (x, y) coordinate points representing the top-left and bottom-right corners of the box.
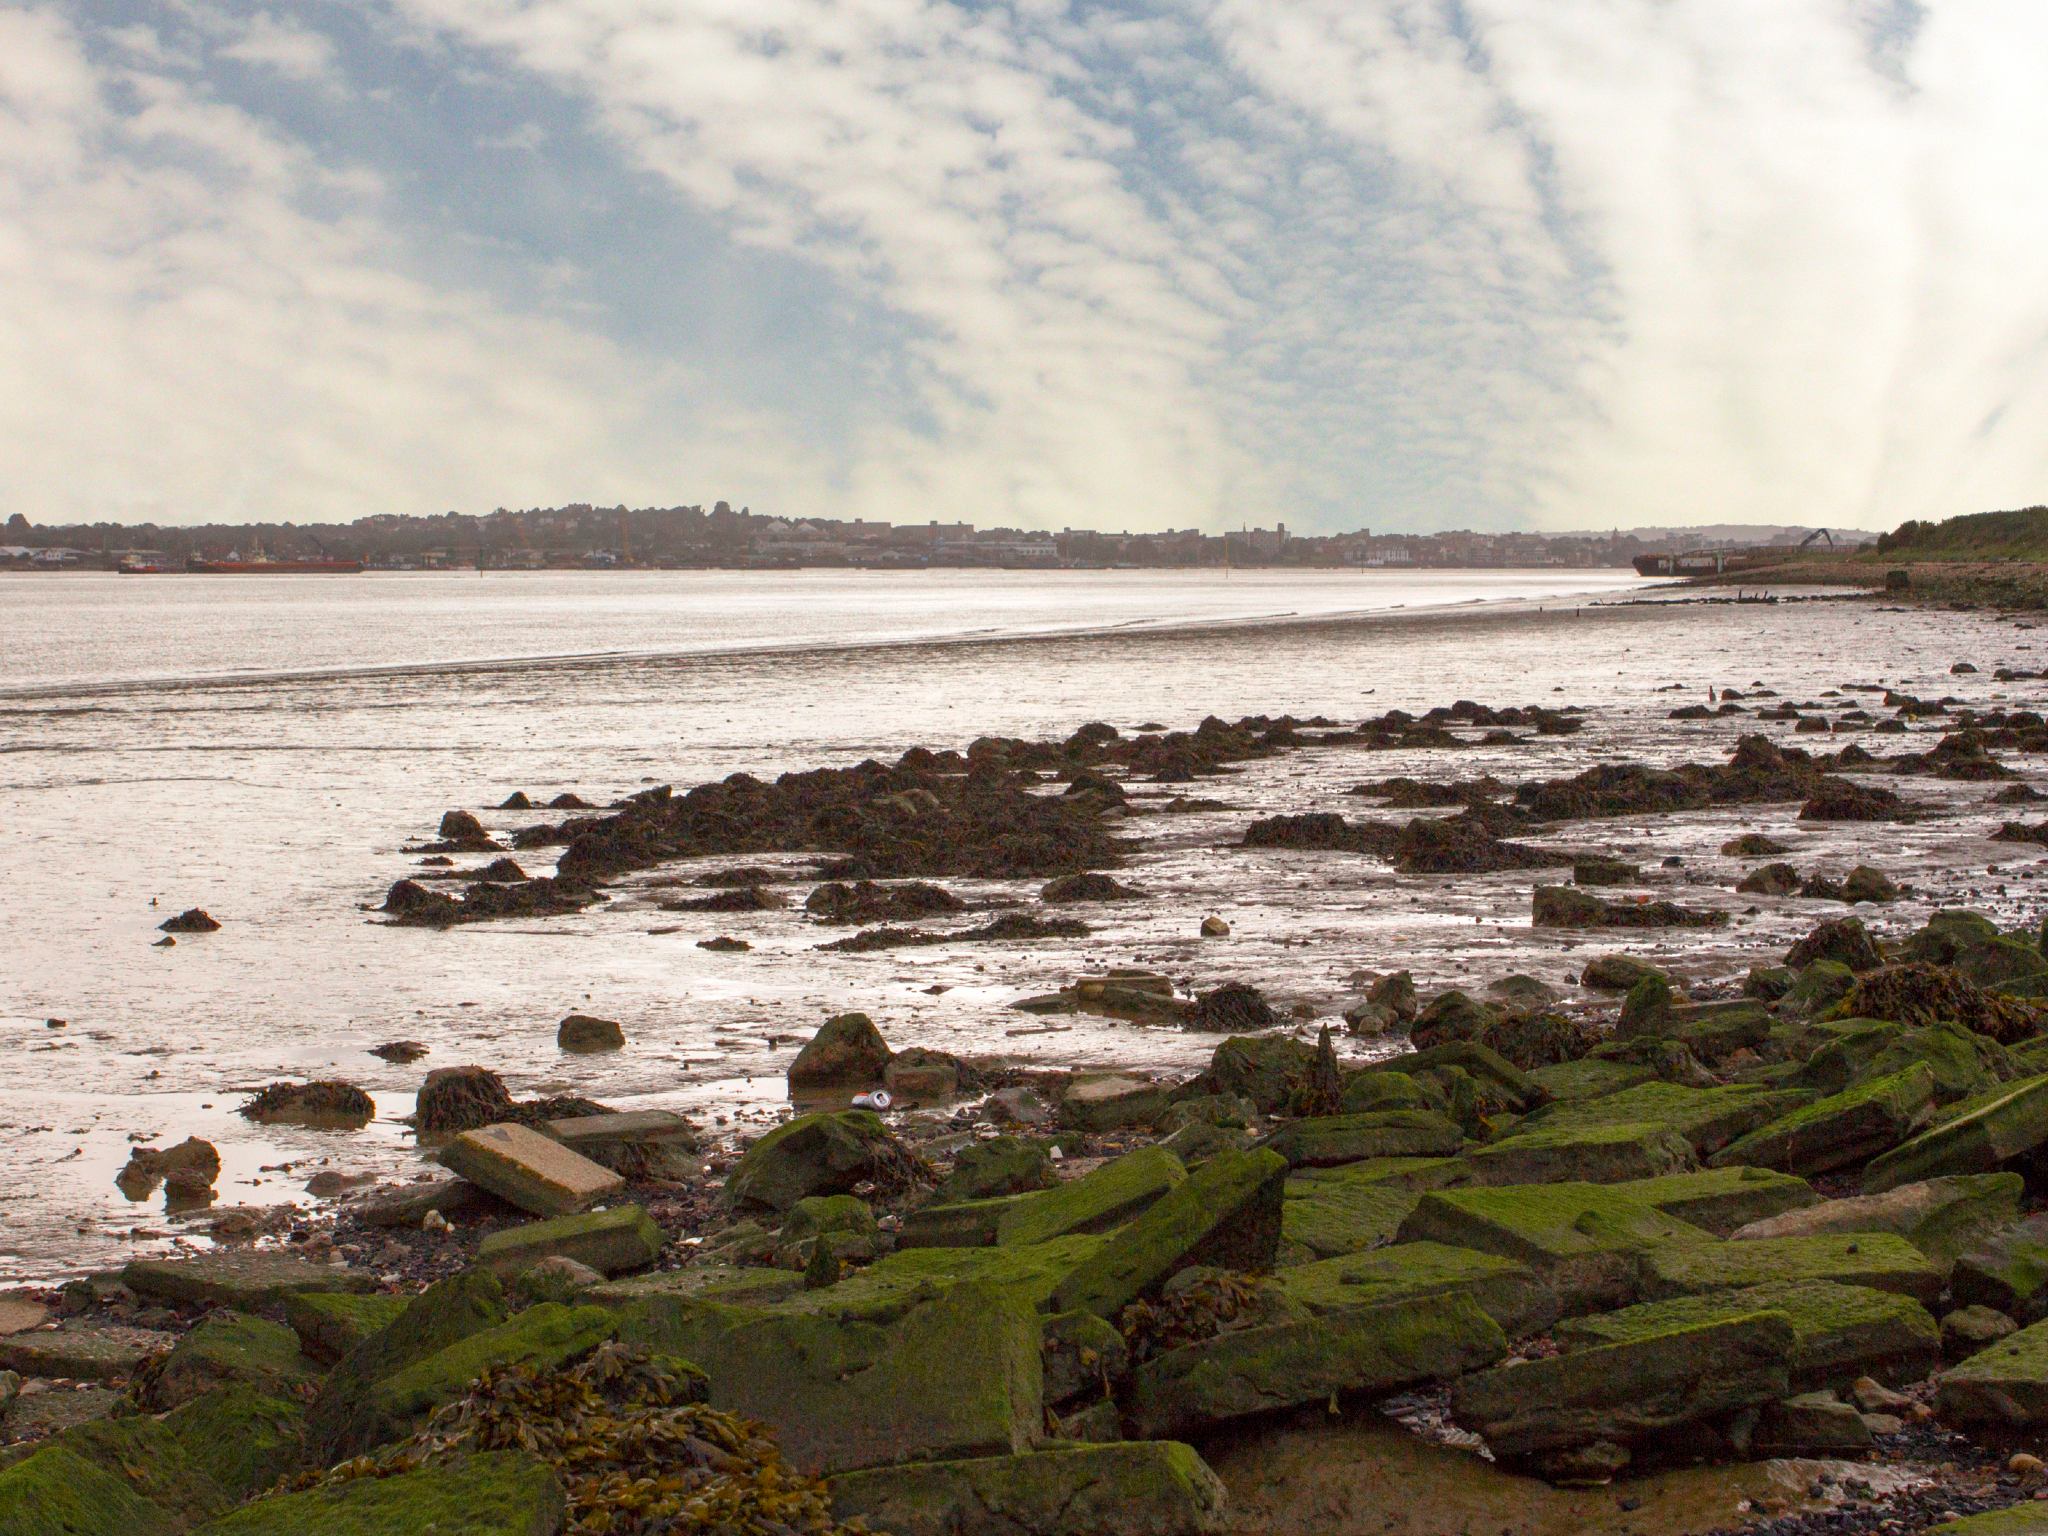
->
(0, 6), (814, 525)
(217, 11), (342, 85)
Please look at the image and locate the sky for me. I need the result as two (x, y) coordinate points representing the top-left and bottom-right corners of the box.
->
(3, 1), (2045, 534)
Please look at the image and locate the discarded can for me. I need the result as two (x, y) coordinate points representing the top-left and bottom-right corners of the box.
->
(851, 1090), (892, 1111)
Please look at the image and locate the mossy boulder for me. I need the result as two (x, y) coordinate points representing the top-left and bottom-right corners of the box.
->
(1583, 955), (1665, 992)
(285, 1291), (409, 1364)
(1360, 1042), (1544, 1115)
(475, 1205), (664, 1278)
(1514, 1081), (1810, 1158)
(1904, 909), (2004, 965)
(1787, 917), (1883, 973)
(1463, 1121), (1696, 1186)
(142, 1314), (320, 1411)
(1555, 1281), (1941, 1391)
(305, 1268), (511, 1461)
(1261, 1110), (1463, 1169)
(1336, 1071), (1442, 1116)
(932, 1138), (1054, 1204)
(1939, 1318), (2048, 1429)
(1863, 1074), (2048, 1193)
(0, 1445), (176, 1536)
(192, 1450), (564, 1536)
(1637, 1232), (1943, 1304)
(1953, 1213), (2048, 1320)
(51, 1387), (305, 1522)
(1525, 1059), (1658, 1104)
(616, 1281), (1042, 1475)
(1783, 960), (1857, 1017)
(1200, 1036), (1314, 1114)
(1280, 1178), (1424, 1263)
(367, 1304), (617, 1434)
(1730, 1174), (2022, 1270)
(1050, 1148), (1287, 1318)
(1711, 1064), (1935, 1176)
(724, 1110), (902, 1212)
(828, 1442), (1227, 1536)
(1618, 972), (1676, 1035)
(903, 1145), (1185, 1250)
(120, 1252), (373, 1314)
(787, 1011), (893, 1090)
(1613, 1165), (1818, 1236)
(1270, 1241), (1558, 1339)
(1127, 1291), (1504, 1440)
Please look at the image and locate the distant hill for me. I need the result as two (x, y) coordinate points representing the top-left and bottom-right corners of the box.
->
(1870, 506), (2048, 561)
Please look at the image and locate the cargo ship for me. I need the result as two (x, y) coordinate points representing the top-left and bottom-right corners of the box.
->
(184, 556), (364, 574)
(1631, 549), (1781, 578)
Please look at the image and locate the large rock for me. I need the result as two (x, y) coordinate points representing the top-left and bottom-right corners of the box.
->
(1261, 1111), (1463, 1169)
(1061, 1074), (1174, 1132)
(475, 1205), (665, 1277)
(555, 1013), (624, 1053)
(541, 1110), (699, 1180)
(828, 1442), (1226, 1536)
(42, 1386), (304, 1523)
(1279, 1164), (1445, 1261)
(1730, 1174), (2022, 1269)
(439, 1122), (625, 1217)
(283, 1293), (409, 1365)
(141, 1315), (319, 1411)
(1463, 1121), (1697, 1186)
(120, 1252), (373, 1313)
(190, 1450), (563, 1536)
(1786, 916), (1884, 971)
(1955, 1214), (2048, 1320)
(1269, 1241), (1559, 1339)
(1201, 1036), (1315, 1115)
(1711, 1065), (1936, 1176)
(1637, 1232), (1943, 1304)
(364, 1303), (617, 1438)
(617, 1281), (1042, 1475)
(1050, 1148), (1287, 1317)
(1555, 1280), (1941, 1391)
(1512, 1081), (1810, 1159)
(1127, 1292), (1504, 1440)
(1939, 1317), (2048, 1429)
(901, 1145), (1184, 1249)
(0, 1445), (174, 1536)
(724, 1110), (901, 1212)
(787, 1012), (893, 1091)
(0, 1323), (175, 1383)
(1613, 1166), (1818, 1236)
(932, 1137), (1055, 1205)
(1450, 1313), (1794, 1474)
(1864, 1075), (2048, 1193)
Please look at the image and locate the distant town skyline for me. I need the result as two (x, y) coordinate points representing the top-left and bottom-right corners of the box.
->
(4, 3), (2044, 533)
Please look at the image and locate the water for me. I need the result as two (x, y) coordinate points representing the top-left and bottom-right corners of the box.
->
(4, 567), (2046, 1280)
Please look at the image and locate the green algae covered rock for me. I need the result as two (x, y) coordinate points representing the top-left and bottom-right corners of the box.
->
(902, 1146), (1185, 1250)
(1784, 959), (1857, 1017)
(1514, 1081), (1812, 1158)
(1261, 1110), (1463, 1169)
(141, 1313), (320, 1411)
(1864, 1075), (2048, 1193)
(1730, 1174), (2022, 1269)
(285, 1291), (409, 1364)
(1928, 1508), (2048, 1535)
(306, 1267), (510, 1461)
(1369, 1042), (1545, 1114)
(1396, 1182), (1712, 1314)
(51, 1387), (305, 1522)
(120, 1252), (374, 1314)
(932, 1137), (1055, 1204)
(1463, 1120), (1696, 1186)
(0, 1444), (176, 1536)
(1269, 1241), (1558, 1339)
(828, 1442), (1227, 1536)
(1051, 1148), (1287, 1318)
(1712, 1064), (1935, 1176)
(1638, 1232), (1943, 1304)
(1939, 1317), (2048, 1429)
(1955, 1214), (2048, 1320)
(1612, 1165), (1818, 1236)
(193, 1450), (564, 1536)
(1337, 1070), (1443, 1116)
(1280, 1178), (1422, 1262)
(1526, 1059), (1658, 1104)
(724, 1110), (902, 1212)
(368, 1304), (617, 1432)
(1554, 1280), (1941, 1391)
(475, 1205), (664, 1277)
(1127, 1291), (1504, 1440)
(1200, 1035), (1314, 1114)
(733, 1236), (1102, 1325)
(1863, 1024), (2014, 1104)
(1451, 1312), (1794, 1471)
(617, 1281), (1041, 1475)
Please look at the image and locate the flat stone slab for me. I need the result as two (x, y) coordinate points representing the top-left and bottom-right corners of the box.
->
(122, 1252), (375, 1311)
(0, 1297), (49, 1337)
(542, 1111), (699, 1178)
(1865, 1074), (2048, 1194)
(0, 1324), (177, 1382)
(1940, 1317), (2048, 1429)
(828, 1443), (1227, 1536)
(1127, 1291), (1504, 1440)
(476, 1205), (664, 1277)
(1637, 1232), (1944, 1304)
(1269, 1241), (1559, 1340)
(587, 1264), (805, 1308)
(441, 1121), (625, 1216)
(1, 1384), (123, 1440)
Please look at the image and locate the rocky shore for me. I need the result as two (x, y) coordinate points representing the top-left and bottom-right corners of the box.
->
(18, 661), (2048, 1533)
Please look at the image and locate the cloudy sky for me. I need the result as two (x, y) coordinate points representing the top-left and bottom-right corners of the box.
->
(4, 1), (2044, 533)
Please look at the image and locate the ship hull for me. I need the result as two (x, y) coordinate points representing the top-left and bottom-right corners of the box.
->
(185, 559), (364, 574)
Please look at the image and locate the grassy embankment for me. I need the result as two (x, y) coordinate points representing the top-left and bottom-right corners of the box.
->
(1703, 506), (2048, 608)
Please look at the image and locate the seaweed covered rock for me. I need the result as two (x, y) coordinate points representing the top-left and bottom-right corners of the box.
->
(787, 1012), (893, 1091)
(725, 1110), (916, 1212)
(932, 1138), (1055, 1205)
(1787, 917), (1884, 973)
(1039, 872), (1143, 903)
(1730, 1174), (2021, 1269)
(1393, 814), (1566, 874)
(1532, 886), (1725, 929)
(1711, 1065), (1936, 1177)
(1865, 1076), (2048, 1193)
(1200, 1035), (1313, 1114)
(1801, 777), (1910, 822)
(555, 1014), (625, 1053)
(414, 1065), (519, 1137)
(137, 1314), (319, 1411)
(196, 1451), (564, 1536)
(805, 880), (966, 924)
(1840, 964), (2044, 1044)
(1186, 983), (1278, 1033)
(238, 1080), (375, 1127)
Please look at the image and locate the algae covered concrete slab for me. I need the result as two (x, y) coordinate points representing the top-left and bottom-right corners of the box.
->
(1553, 1279), (1941, 1390)
(284, 1292), (409, 1364)
(1261, 1112), (1463, 1169)
(900, 1145), (1184, 1250)
(1127, 1291), (1504, 1440)
(368, 1303), (617, 1431)
(1451, 1312), (1793, 1464)
(0, 1322), (176, 1382)
(616, 1280), (1042, 1475)
(440, 1122), (625, 1216)
(1638, 1232), (1943, 1304)
(1051, 1148), (1287, 1317)
(1269, 1242), (1558, 1339)
(1940, 1317), (2048, 1429)
(1611, 1165), (1817, 1236)
(1511, 1082), (1811, 1157)
(192, 1449), (564, 1536)
(146, 1314), (321, 1410)
(1462, 1122), (1696, 1187)
(56, 1386), (306, 1522)
(1711, 1064), (1935, 1176)
(1730, 1174), (2021, 1270)
(0, 1444), (177, 1536)
(121, 1252), (374, 1312)
(475, 1205), (664, 1277)
(828, 1442), (1227, 1536)
(1864, 1075), (2048, 1194)
(1279, 1179), (1421, 1262)
(587, 1264), (806, 1308)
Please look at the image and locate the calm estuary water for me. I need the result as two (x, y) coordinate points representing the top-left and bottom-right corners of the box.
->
(6, 566), (2048, 1280)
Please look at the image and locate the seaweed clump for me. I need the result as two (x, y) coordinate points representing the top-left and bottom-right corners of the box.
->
(294, 1344), (869, 1536)
(1840, 963), (2045, 1045)
(239, 1081), (375, 1127)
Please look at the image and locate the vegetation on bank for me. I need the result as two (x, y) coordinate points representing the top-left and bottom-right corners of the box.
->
(1870, 508), (2048, 562)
